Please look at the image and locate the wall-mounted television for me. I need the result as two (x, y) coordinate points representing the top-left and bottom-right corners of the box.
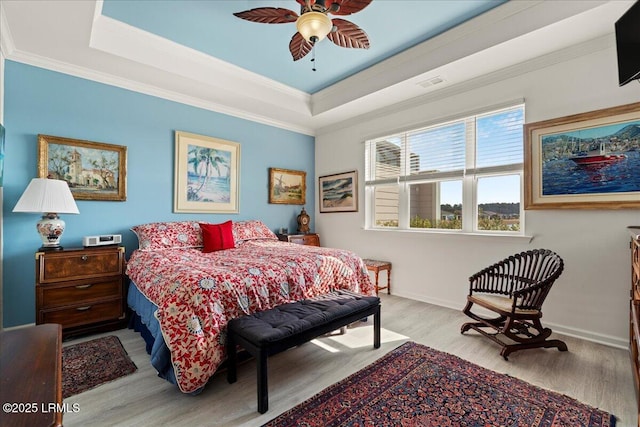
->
(615, 0), (640, 86)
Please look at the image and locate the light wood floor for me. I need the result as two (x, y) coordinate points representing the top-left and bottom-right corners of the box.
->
(62, 294), (637, 427)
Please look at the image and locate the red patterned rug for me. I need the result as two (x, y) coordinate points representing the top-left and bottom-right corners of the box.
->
(264, 341), (616, 427)
(62, 335), (137, 398)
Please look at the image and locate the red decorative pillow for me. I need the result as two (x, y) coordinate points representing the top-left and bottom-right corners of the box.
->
(200, 221), (235, 253)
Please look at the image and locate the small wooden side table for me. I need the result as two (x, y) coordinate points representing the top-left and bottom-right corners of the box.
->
(363, 259), (391, 295)
(0, 323), (63, 427)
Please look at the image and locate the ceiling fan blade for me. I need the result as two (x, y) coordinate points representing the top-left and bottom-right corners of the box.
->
(327, 18), (370, 49)
(296, 0), (317, 7)
(289, 32), (313, 61)
(327, 0), (373, 16)
(233, 7), (298, 24)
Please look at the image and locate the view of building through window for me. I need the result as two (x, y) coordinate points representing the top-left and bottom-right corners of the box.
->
(365, 104), (524, 233)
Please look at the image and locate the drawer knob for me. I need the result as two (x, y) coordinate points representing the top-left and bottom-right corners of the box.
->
(75, 284), (93, 290)
(81, 255), (88, 261)
(75, 306), (92, 311)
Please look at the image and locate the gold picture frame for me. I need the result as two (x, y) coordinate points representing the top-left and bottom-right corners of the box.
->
(38, 134), (127, 201)
(268, 167), (306, 205)
(524, 102), (640, 209)
(319, 170), (358, 213)
(174, 131), (240, 213)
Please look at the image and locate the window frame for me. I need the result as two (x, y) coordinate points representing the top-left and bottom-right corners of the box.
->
(364, 103), (526, 236)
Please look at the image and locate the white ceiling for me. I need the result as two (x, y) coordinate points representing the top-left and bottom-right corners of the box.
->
(0, 1), (634, 136)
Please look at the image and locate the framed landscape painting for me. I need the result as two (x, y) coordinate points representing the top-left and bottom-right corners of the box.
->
(524, 102), (640, 209)
(174, 131), (240, 213)
(269, 167), (306, 205)
(37, 134), (127, 201)
(319, 170), (358, 213)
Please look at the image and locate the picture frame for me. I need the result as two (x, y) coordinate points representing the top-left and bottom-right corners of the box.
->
(319, 170), (358, 213)
(38, 134), (127, 201)
(524, 102), (640, 210)
(268, 167), (306, 205)
(174, 131), (240, 213)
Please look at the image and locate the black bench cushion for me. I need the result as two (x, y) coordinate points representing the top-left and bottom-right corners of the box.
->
(227, 291), (379, 346)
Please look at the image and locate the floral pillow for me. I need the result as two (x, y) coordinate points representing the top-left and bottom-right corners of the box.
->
(232, 220), (278, 244)
(131, 221), (203, 251)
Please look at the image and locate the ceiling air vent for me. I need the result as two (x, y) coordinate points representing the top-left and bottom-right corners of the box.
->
(417, 76), (445, 88)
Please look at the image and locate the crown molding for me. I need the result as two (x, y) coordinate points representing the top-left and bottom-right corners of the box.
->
(0, 2), (16, 58)
(315, 34), (615, 136)
(6, 46), (316, 136)
(312, 0), (611, 117)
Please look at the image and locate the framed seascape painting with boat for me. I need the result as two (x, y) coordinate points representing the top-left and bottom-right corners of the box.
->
(319, 170), (358, 213)
(174, 131), (240, 213)
(524, 102), (640, 209)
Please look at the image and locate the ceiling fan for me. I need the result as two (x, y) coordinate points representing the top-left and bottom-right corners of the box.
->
(234, 0), (372, 63)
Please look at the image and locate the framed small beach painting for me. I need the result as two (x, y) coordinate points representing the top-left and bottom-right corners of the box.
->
(524, 102), (640, 209)
(174, 131), (240, 213)
(319, 170), (358, 213)
(269, 167), (306, 205)
(37, 134), (127, 201)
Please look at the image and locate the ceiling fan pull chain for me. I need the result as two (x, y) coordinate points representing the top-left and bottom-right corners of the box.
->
(311, 40), (317, 72)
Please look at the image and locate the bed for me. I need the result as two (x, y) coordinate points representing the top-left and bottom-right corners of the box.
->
(125, 220), (375, 394)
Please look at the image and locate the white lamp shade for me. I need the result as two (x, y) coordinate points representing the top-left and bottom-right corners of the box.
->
(13, 178), (80, 214)
(296, 11), (333, 43)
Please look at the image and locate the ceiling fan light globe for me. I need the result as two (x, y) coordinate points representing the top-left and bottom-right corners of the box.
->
(296, 11), (332, 43)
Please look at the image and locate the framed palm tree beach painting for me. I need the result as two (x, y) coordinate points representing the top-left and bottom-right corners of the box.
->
(174, 131), (240, 213)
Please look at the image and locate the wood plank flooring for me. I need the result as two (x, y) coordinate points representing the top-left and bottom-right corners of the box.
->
(62, 294), (637, 426)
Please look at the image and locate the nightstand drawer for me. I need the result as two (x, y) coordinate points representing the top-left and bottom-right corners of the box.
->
(40, 279), (122, 308)
(40, 299), (123, 329)
(38, 249), (122, 283)
(298, 234), (320, 246)
(278, 233), (320, 246)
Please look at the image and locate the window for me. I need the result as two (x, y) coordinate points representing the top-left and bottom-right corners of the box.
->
(365, 104), (524, 234)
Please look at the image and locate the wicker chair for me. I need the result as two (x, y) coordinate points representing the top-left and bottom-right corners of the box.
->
(461, 249), (567, 360)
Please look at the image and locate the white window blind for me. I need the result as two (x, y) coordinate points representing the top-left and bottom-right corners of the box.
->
(365, 103), (525, 233)
(366, 106), (524, 184)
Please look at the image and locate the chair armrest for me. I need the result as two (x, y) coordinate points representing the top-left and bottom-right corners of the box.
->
(469, 252), (531, 295)
(512, 280), (550, 310)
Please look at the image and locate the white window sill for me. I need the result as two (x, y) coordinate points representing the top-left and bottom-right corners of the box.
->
(364, 227), (534, 243)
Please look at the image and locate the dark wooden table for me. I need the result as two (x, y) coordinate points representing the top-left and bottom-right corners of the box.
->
(0, 323), (63, 427)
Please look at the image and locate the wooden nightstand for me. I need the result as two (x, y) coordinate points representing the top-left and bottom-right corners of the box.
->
(36, 246), (126, 339)
(277, 233), (320, 247)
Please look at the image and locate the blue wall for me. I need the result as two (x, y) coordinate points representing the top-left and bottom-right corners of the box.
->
(2, 61), (315, 327)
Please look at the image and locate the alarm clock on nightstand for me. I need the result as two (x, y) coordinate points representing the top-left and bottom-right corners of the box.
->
(297, 207), (310, 233)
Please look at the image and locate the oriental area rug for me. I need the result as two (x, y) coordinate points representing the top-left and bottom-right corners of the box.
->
(264, 341), (616, 427)
(62, 335), (137, 398)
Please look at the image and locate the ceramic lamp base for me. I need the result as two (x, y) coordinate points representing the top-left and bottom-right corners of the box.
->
(37, 213), (66, 250)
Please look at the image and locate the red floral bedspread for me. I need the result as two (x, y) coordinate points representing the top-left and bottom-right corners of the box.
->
(126, 240), (374, 393)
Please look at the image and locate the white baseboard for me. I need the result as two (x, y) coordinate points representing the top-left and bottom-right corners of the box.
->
(391, 290), (628, 350)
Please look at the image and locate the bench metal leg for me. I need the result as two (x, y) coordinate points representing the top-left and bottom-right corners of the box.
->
(374, 306), (381, 349)
(257, 350), (268, 414)
(227, 333), (237, 384)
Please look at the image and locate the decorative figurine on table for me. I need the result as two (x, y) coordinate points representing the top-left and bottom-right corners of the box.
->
(297, 207), (310, 233)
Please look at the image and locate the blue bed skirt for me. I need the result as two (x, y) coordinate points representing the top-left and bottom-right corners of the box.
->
(127, 281), (179, 387)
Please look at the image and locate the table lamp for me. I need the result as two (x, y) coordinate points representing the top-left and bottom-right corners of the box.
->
(13, 178), (80, 250)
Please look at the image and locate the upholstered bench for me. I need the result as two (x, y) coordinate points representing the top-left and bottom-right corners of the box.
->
(226, 290), (381, 414)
